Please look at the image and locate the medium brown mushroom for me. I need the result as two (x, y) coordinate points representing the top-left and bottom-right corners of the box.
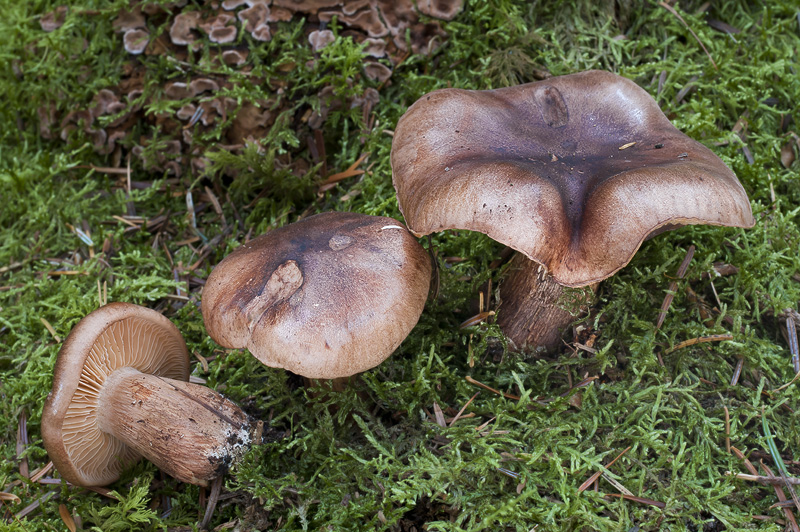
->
(391, 70), (755, 352)
(42, 302), (253, 487)
(202, 212), (431, 380)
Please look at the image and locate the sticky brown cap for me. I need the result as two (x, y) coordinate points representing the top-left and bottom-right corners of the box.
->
(392, 70), (755, 287)
(202, 212), (432, 378)
(42, 303), (189, 486)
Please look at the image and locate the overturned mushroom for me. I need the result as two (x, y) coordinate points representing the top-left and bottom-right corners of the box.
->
(42, 302), (253, 487)
(202, 212), (431, 380)
(391, 70), (755, 352)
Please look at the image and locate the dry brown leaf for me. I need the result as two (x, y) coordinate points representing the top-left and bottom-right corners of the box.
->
(0, 492), (22, 503)
(59, 504), (77, 532)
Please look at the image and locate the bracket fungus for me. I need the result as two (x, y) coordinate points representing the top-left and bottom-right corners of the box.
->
(42, 303), (253, 487)
(391, 69), (755, 352)
(202, 212), (431, 380)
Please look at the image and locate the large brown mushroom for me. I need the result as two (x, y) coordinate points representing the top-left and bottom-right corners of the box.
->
(202, 212), (431, 381)
(391, 70), (755, 352)
(42, 302), (253, 487)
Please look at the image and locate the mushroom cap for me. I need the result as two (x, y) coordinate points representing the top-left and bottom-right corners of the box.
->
(42, 303), (189, 487)
(392, 70), (755, 287)
(202, 212), (432, 379)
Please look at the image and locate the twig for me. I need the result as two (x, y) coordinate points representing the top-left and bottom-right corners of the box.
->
(786, 315), (799, 373)
(40, 318), (61, 343)
(16, 411), (28, 479)
(475, 416), (496, 432)
(772, 371), (800, 393)
(465, 376), (520, 401)
(731, 357), (744, 385)
(604, 493), (666, 509)
(15, 490), (56, 520)
(432, 401), (446, 428)
(496, 467), (519, 479)
(319, 153), (368, 188)
(199, 476), (223, 530)
(74, 165), (129, 175)
(724, 406), (730, 454)
(664, 334), (733, 354)
(729, 443), (797, 528)
(729, 472), (800, 486)
(731, 446), (758, 475)
(656, 245), (695, 329)
(460, 311), (495, 329)
(449, 392), (479, 427)
(761, 462), (800, 532)
(30, 461), (54, 483)
(578, 446), (631, 492)
(658, 2), (718, 69)
(602, 472), (633, 496)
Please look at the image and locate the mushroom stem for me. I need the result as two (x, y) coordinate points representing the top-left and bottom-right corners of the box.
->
(497, 254), (597, 353)
(96, 367), (252, 487)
